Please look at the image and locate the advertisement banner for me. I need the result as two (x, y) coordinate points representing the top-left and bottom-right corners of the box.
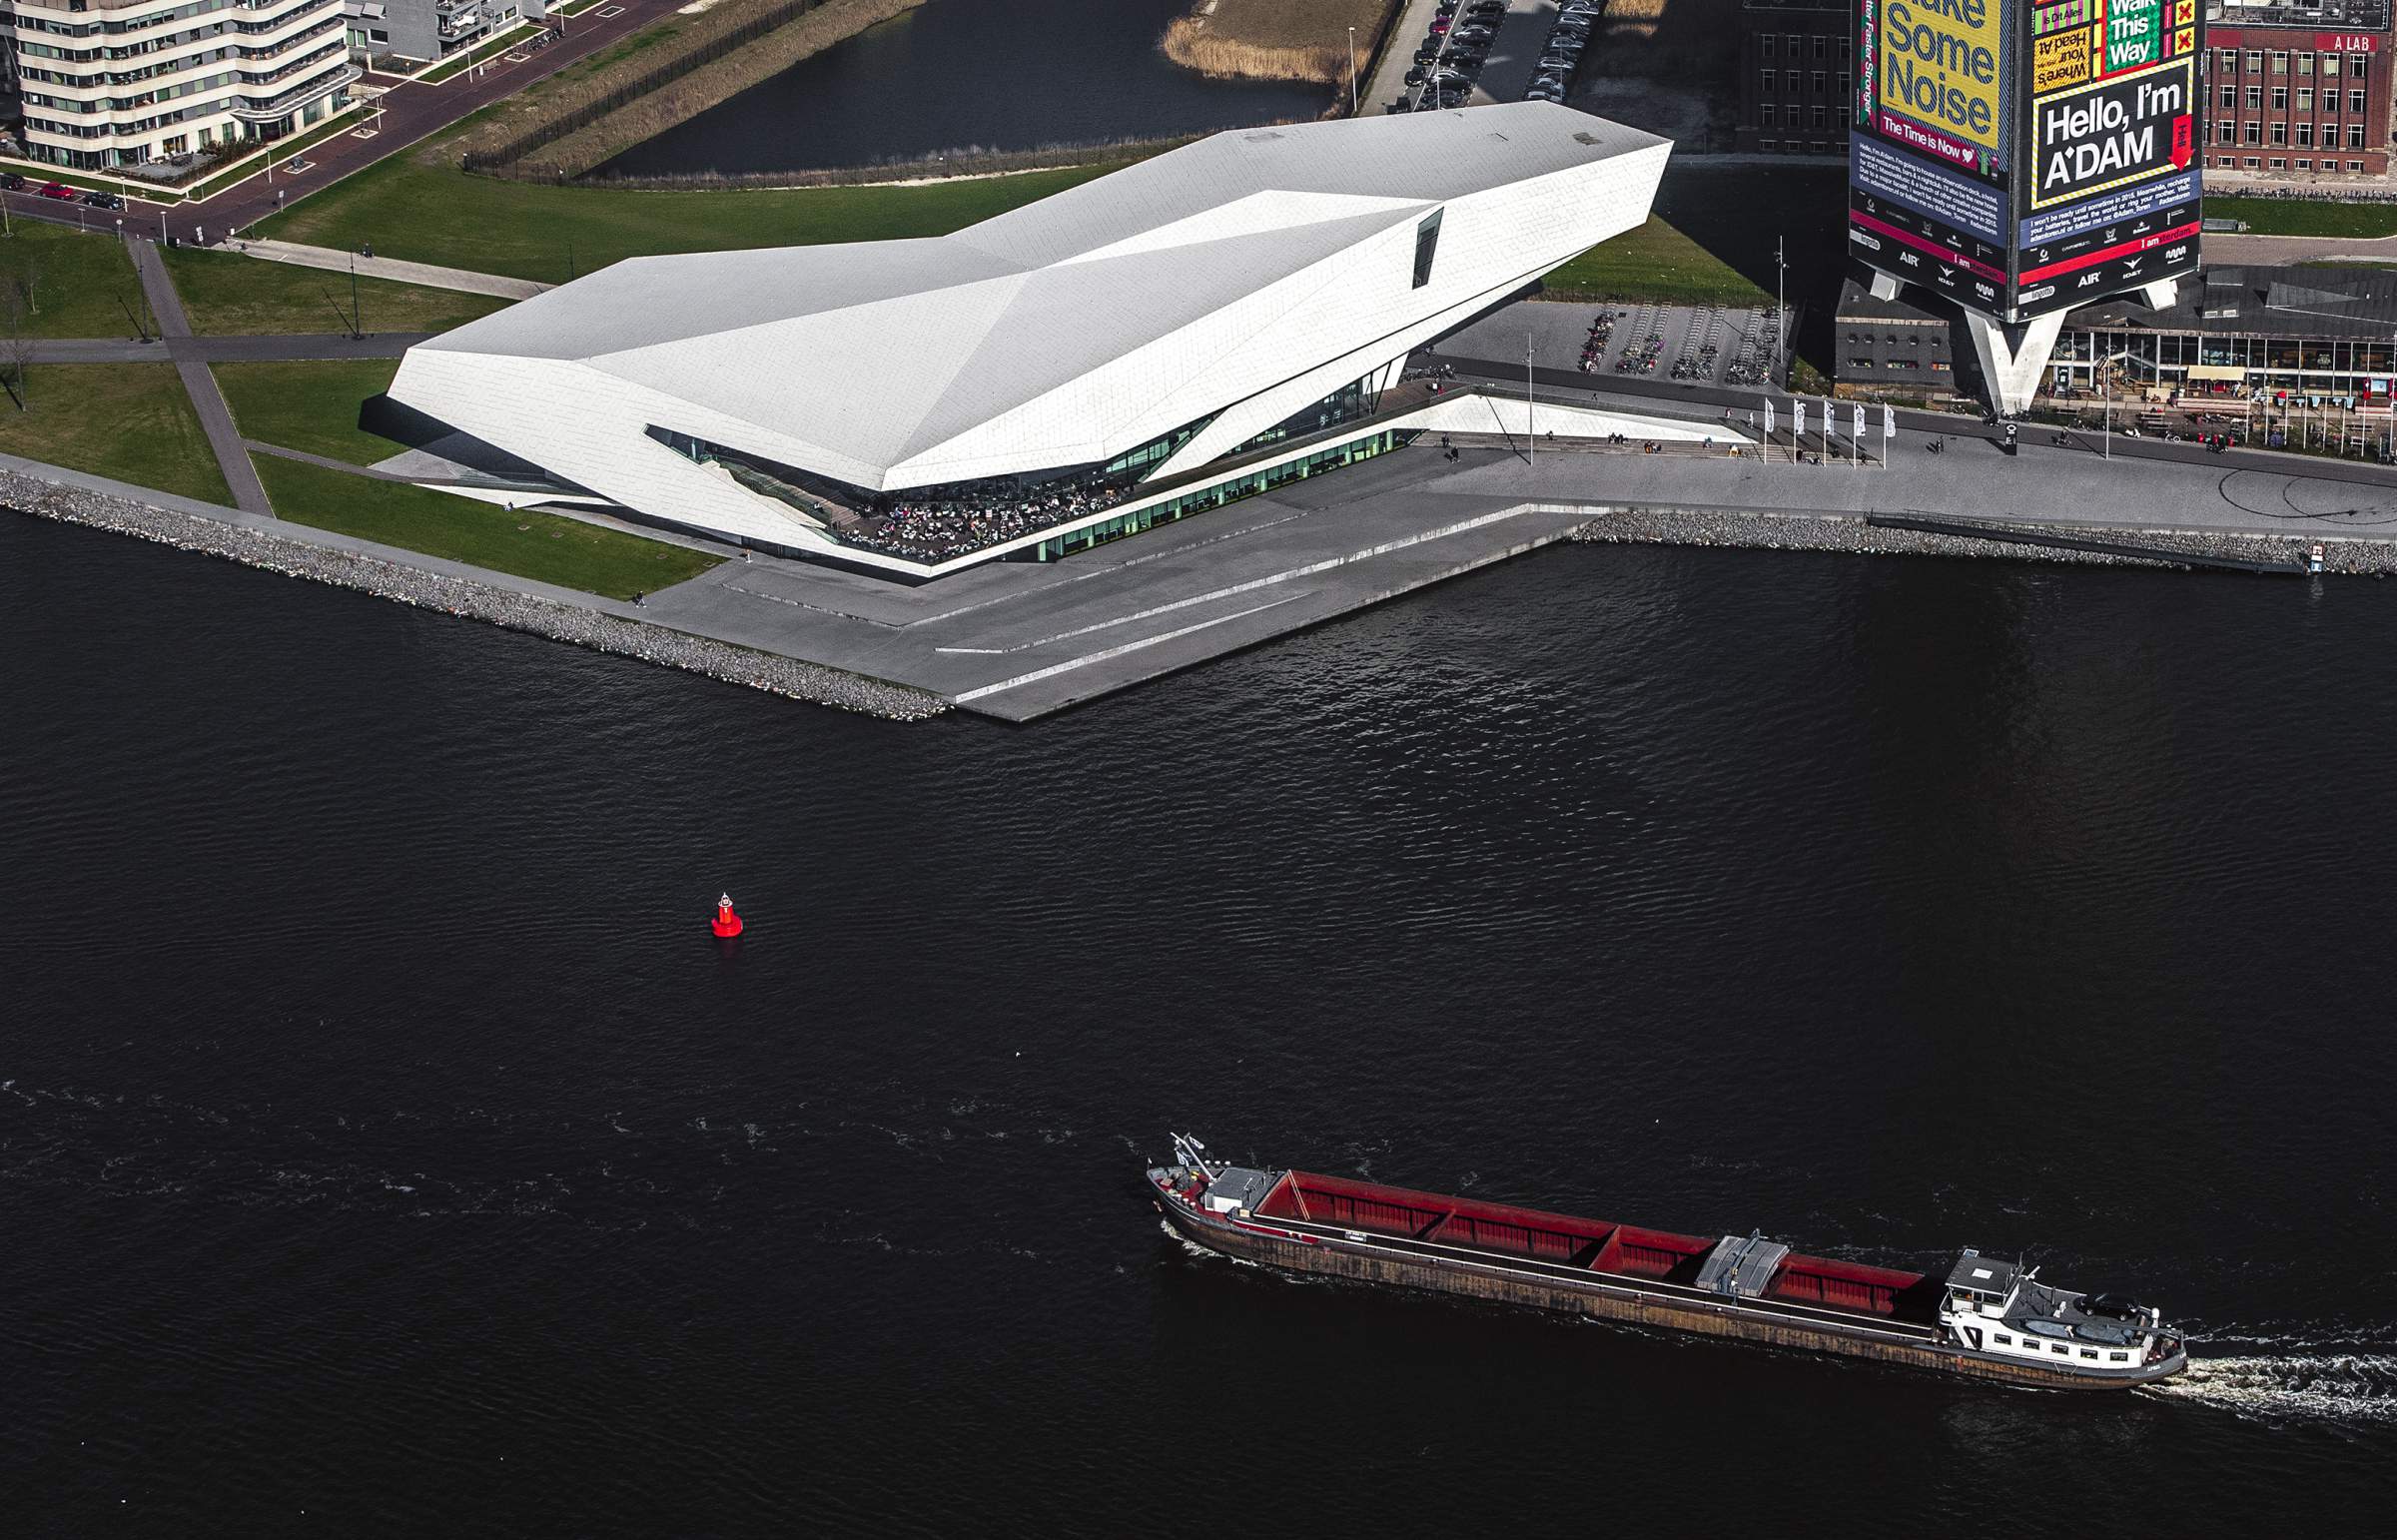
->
(2018, 166), (2197, 250)
(1852, 136), (2008, 245)
(2102, 0), (2164, 73)
(2027, 56), (2194, 211)
(2032, 27), (2093, 94)
(1879, 0), (2007, 166)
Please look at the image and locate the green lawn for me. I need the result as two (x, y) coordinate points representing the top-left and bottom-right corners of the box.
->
(1546, 164), (1847, 307)
(214, 360), (405, 464)
(0, 222), (152, 339)
(2205, 195), (2397, 239)
(168, 248), (511, 336)
(255, 456), (722, 599)
(0, 363), (232, 503)
(255, 143), (1118, 283)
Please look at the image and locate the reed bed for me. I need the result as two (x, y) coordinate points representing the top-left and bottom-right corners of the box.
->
(1160, 0), (1398, 87)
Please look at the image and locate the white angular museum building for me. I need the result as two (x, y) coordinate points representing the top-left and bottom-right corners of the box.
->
(387, 102), (1675, 577)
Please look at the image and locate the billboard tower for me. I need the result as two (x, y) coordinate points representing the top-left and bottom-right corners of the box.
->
(1849, 0), (2202, 411)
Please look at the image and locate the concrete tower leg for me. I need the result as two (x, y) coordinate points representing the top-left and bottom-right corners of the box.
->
(2138, 276), (2183, 312)
(1963, 310), (2067, 416)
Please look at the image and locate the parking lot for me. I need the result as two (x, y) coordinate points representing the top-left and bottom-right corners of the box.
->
(1375, 1), (1601, 114)
(1430, 299), (1791, 393)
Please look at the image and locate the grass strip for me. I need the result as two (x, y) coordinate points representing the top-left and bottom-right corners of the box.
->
(214, 359), (406, 465)
(2203, 195), (2397, 240)
(256, 455), (722, 598)
(168, 248), (510, 336)
(0, 221), (150, 339)
(0, 363), (233, 504)
(257, 150), (1114, 283)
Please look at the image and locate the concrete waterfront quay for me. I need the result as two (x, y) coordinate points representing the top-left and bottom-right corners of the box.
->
(15, 390), (2397, 723)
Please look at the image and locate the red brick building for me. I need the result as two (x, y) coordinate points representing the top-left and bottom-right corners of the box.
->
(2202, 0), (2394, 181)
(1735, 0), (1856, 156)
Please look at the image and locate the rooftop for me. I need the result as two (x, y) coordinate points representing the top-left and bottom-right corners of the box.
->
(2077, 263), (2397, 339)
(415, 103), (1667, 493)
(2205, 0), (2392, 33)
(1946, 1251), (2020, 1296)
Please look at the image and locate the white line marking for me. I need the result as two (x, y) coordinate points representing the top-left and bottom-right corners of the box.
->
(950, 597), (1302, 704)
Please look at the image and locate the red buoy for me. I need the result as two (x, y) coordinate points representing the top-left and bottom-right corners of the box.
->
(711, 893), (744, 938)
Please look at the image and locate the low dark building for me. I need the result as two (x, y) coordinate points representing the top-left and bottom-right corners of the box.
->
(1836, 263), (2397, 434)
(1735, 0), (1855, 156)
(2202, 0), (2394, 181)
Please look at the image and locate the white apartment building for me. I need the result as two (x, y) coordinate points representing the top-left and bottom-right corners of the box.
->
(7, 0), (358, 172)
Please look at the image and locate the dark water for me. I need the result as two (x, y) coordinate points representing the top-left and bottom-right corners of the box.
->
(598, 0), (1331, 179)
(5, 511), (2395, 1536)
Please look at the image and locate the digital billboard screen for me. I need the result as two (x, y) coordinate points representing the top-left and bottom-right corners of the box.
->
(1847, 0), (2201, 323)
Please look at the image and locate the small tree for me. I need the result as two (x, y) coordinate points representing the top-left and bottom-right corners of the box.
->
(2, 288), (35, 411)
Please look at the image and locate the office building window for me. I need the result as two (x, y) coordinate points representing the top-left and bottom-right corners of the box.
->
(2245, 50), (2262, 71)
(2271, 122), (2288, 146)
(1761, 70), (1774, 98)
(2245, 121), (2262, 144)
(1762, 35), (1775, 57)
(2243, 156), (2260, 167)
(2353, 89), (2368, 114)
(2218, 120), (2235, 143)
(2322, 54), (2340, 76)
(1787, 69), (1801, 91)
(1812, 34), (1826, 59)
(2269, 157), (2286, 168)
(2349, 160), (2366, 171)
(2297, 123), (2313, 147)
(2219, 84), (2235, 108)
(1759, 103), (1774, 127)
(2296, 158), (2312, 169)
(1811, 70), (1825, 93)
(2272, 86), (2287, 110)
(2355, 56), (2371, 78)
(2246, 85), (2262, 109)
(2297, 52), (2313, 75)
(2271, 51), (2288, 74)
(1812, 104), (1827, 128)
(2298, 88), (2312, 111)
(2350, 124), (2368, 150)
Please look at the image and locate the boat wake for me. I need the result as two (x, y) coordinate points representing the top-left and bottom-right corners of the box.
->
(2143, 1353), (2397, 1425)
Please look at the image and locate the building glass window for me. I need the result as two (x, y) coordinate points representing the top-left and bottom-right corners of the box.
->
(2220, 84), (2236, 108)
(2273, 86), (2288, 110)
(2217, 120), (2235, 143)
(2350, 124), (2368, 150)
(2271, 122), (2288, 146)
(2245, 121), (2262, 145)
(2245, 50), (2262, 72)
(1811, 70), (1825, 93)
(2297, 52), (2314, 75)
(1759, 103), (1774, 127)
(1410, 210), (1441, 290)
(1811, 104), (1826, 128)
(2353, 89), (2369, 114)
(2246, 85), (2262, 108)
(1760, 70), (1774, 99)
(2322, 54), (2340, 77)
(1761, 34), (1774, 57)
(1812, 34), (1826, 59)
(2298, 88), (2313, 111)
(2271, 51), (2288, 74)
(2298, 123), (2314, 147)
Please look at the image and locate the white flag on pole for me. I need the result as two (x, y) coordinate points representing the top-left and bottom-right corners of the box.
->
(1764, 400), (1775, 438)
(1853, 403), (1866, 439)
(1794, 401), (1806, 437)
(1882, 402), (1896, 440)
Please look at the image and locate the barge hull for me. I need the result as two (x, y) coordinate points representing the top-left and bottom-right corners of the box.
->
(1164, 1202), (2166, 1391)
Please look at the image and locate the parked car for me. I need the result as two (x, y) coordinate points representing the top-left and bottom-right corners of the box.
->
(80, 189), (125, 210)
(38, 182), (77, 200)
(0, 172), (25, 192)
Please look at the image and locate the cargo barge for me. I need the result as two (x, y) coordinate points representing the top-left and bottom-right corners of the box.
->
(1148, 1135), (2186, 1389)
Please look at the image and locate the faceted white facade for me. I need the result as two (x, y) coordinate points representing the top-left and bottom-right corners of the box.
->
(390, 102), (1673, 572)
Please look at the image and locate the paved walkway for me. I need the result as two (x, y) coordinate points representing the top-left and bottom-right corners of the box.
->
(2206, 231), (2397, 265)
(130, 237), (270, 515)
(230, 240), (549, 300)
(30, 332), (425, 364)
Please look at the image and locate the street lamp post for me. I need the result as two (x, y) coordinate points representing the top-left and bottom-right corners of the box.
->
(1526, 328), (1535, 466)
(1348, 27), (1358, 116)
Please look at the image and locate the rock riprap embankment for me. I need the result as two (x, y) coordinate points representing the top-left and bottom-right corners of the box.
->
(0, 470), (946, 720)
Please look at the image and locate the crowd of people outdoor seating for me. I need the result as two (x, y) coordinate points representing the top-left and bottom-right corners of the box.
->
(844, 468), (1131, 562)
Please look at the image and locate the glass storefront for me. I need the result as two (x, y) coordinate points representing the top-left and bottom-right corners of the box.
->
(1029, 428), (1404, 562)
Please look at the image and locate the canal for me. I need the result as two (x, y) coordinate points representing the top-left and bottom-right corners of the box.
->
(596, 0), (1335, 179)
